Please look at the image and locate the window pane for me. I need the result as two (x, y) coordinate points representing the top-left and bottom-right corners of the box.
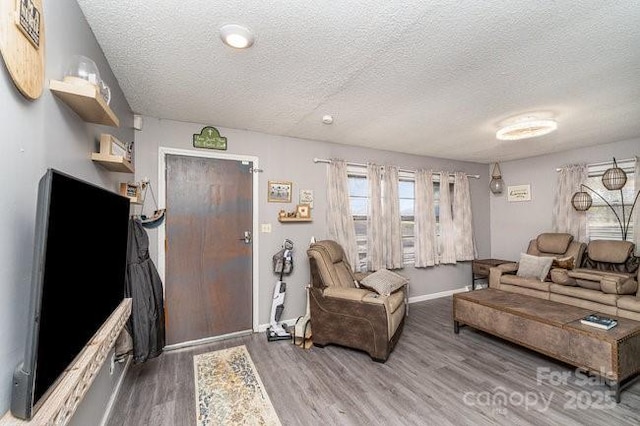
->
(399, 199), (414, 217)
(401, 222), (414, 237)
(398, 180), (414, 198)
(350, 198), (368, 216)
(348, 175), (367, 197)
(585, 166), (635, 241)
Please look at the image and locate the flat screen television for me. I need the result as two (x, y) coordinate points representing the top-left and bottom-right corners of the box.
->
(11, 169), (130, 420)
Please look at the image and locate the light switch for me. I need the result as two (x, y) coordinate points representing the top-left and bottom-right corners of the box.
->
(261, 223), (272, 233)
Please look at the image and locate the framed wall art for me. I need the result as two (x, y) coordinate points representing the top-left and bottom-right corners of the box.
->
(296, 204), (311, 218)
(507, 184), (531, 202)
(299, 189), (314, 208)
(268, 181), (292, 203)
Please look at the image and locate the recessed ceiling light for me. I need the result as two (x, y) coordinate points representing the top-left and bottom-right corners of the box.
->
(496, 118), (558, 141)
(220, 24), (254, 49)
(322, 115), (334, 124)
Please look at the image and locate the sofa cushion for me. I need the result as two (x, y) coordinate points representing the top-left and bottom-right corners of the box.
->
(600, 275), (638, 295)
(501, 275), (551, 292)
(537, 233), (573, 254)
(550, 268), (578, 286)
(360, 269), (408, 296)
(549, 293), (618, 316)
(549, 284), (619, 306)
(517, 253), (554, 281)
(552, 256), (575, 270)
(587, 240), (634, 264)
(617, 295), (640, 313)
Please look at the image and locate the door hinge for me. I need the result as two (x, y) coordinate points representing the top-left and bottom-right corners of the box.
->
(249, 167), (263, 173)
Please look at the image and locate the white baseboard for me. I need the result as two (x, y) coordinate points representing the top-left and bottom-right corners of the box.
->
(408, 286), (468, 304)
(259, 289), (469, 330)
(100, 355), (132, 426)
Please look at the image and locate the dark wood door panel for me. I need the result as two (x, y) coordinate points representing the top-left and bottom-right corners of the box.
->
(165, 155), (252, 345)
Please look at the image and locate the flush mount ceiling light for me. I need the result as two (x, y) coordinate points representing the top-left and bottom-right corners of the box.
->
(496, 118), (558, 141)
(219, 24), (254, 49)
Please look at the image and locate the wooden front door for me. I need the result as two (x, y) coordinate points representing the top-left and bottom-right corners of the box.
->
(165, 154), (253, 345)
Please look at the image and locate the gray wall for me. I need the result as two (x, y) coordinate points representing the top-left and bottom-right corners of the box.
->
(0, 0), (133, 421)
(490, 138), (639, 260)
(134, 117), (491, 326)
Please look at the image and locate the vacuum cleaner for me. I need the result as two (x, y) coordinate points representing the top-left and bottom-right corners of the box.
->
(267, 239), (293, 341)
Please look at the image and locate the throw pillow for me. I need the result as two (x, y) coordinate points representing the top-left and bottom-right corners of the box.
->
(360, 269), (408, 296)
(552, 255), (575, 270)
(516, 253), (554, 282)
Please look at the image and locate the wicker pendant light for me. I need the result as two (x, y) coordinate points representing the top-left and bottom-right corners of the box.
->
(571, 191), (593, 211)
(602, 159), (627, 190)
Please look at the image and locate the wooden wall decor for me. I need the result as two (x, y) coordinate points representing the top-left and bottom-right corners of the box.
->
(0, 0), (45, 100)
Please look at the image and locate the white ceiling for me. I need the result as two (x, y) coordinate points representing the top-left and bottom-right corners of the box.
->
(76, 1), (640, 163)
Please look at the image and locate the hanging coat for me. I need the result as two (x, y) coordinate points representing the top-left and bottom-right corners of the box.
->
(125, 218), (166, 363)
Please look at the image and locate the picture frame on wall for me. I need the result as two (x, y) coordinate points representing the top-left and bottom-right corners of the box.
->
(507, 184), (531, 202)
(299, 189), (314, 208)
(268, 181), (292, 203)
(296, 204), (311, 218)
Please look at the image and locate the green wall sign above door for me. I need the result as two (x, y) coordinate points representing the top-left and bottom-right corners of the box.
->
(193, 126), (227, 150)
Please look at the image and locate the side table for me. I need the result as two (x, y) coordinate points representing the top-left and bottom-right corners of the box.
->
(471, 258), (513, 290)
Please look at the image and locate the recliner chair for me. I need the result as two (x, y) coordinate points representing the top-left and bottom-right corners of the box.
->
(307, 240), (406, 362)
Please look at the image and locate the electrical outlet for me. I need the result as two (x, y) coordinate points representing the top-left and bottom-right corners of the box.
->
(261, 223), (272, 233)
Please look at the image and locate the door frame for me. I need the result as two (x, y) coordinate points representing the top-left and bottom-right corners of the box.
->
(158, 147), (260, 333)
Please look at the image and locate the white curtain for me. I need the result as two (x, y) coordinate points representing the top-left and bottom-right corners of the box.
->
(382, 165), (403, 269)
(552, 164), (587, 242)
(453, 172), (475, 260)
(438, 171), (457, 264)
(327, 159), (359, 270)
(414, 170), (438, 267)
(367, 163), (384, 271)
(634, 156), (639, 254)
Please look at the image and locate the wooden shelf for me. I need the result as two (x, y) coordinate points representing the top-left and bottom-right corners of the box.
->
(50, 79), (120, 127)
(0, 299), (131, 426)
(91, 153), (134, 173)
(278, 217), (312, 223)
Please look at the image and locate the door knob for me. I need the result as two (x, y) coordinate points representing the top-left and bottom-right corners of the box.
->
(238, 231), (252, 244)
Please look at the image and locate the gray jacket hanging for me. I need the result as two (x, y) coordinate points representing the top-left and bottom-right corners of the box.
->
(125, 218), (166, 363)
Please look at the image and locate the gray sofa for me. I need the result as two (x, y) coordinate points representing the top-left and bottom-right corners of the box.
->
(490, 234), (640, 320)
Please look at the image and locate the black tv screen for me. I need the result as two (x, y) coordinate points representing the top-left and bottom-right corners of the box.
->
(11, 169), (130, 419)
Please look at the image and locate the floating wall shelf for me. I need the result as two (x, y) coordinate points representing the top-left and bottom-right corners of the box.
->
(91, 134), (134, 173)
(49, 80), (120, 127)
(278, 217), (312, 223)
(91, 153), (134, 173)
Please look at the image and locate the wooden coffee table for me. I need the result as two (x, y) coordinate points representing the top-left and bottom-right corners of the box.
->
(453, 288), (640, 402)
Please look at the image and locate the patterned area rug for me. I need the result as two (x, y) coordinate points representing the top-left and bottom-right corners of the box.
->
(194, 345), (281, 426)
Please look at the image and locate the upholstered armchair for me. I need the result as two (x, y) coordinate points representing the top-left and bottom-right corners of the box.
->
(307, 240), (406, 362)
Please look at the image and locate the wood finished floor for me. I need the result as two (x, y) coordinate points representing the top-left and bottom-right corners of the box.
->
(106, 297), (640, 426)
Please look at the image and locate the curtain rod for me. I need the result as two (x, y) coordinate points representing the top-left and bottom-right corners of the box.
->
(313, 158), (480, 179)
(555, 157), (636, 172)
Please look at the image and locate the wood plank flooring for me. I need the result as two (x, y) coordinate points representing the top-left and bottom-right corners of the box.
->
(106, 297), (640, 425)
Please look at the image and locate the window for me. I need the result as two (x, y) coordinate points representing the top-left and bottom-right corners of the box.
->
(399, 178), (415, 264)
(348, 173), (368, 270)
(586, 159), (635, 241)
(347, 168), (452, 268)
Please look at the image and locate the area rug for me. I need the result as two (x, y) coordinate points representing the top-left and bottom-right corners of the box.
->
(194, 345), (281, 426)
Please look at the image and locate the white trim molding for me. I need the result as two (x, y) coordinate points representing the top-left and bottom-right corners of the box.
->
(408, 287), (468, 304)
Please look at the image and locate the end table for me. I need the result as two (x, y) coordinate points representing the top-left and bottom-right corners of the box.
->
(471, 258), (513, 290)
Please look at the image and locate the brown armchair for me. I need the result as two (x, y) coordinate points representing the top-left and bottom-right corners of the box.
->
(307, 240), (406, 362)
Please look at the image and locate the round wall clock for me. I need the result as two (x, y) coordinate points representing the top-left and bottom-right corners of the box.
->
(0, 0), (45, 100)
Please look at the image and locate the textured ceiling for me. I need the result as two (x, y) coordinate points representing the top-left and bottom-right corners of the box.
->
(76, 1), (640, 163)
